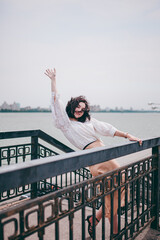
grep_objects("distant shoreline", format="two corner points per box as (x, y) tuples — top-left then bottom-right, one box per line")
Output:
(0, 110), (159, 113)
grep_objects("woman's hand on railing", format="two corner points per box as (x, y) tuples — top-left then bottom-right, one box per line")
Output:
(126, 133), (142, 146)
(114, 130), (142, 146)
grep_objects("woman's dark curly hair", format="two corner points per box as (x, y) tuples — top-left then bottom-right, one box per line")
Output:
(66, 96), (91, 123)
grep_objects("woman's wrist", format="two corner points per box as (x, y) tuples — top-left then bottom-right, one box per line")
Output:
(51, 76), (56, 81)
(124, 132), (129, 138)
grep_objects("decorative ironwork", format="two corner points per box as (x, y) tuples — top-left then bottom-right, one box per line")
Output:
(0, 131), (91, 203)
(0, 155), (156, 240)
(0, 144), (31, 166)
(38, 143), (58, 158)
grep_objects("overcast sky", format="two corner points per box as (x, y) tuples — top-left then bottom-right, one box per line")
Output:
(1, 0), (160, 110)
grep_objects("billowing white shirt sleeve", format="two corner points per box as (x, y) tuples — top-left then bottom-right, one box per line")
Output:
(51, 92), (71, 131)
(91, 117), (117, 137)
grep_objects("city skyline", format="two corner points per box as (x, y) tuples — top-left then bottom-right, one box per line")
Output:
(0, 99), (158, 112)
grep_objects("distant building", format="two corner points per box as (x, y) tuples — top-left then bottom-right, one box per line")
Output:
(22, 106), (31, 111)
(12, 102), (20, 111)
(105, 107), (110, 112)
(0, 101), (10, 110)
(0, 101), (20, 111)
(90, 105), (101, 112)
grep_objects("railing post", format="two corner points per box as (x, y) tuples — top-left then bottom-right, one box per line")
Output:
(0, 148), (1, 167)
(151, 146), (160, 230)
(31, 136), (38, 199)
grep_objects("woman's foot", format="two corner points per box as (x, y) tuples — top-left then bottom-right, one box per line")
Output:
(85, 215), (99, 238)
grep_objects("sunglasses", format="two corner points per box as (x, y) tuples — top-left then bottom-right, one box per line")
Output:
(74, 109), (86, 114)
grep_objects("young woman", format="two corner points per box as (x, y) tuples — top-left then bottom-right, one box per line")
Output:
(45, 68), (142, 238)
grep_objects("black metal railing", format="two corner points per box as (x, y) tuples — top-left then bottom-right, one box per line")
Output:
(0, 130), (160, 239)
(0, 130), (91, 202)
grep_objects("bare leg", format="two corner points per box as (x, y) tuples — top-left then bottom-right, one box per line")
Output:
(89, 206), (118, 234)
(108, 214), (118, 234)
(96, 206), (103, 222)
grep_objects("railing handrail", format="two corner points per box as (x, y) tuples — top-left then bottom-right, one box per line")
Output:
(38, 130), (74, 153)
(0, 135), (160, 192)
(0, 129), (74, 152)
(0, 130), (39, 139)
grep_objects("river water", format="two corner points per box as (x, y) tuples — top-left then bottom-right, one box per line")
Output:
(0, 112), (160, 164)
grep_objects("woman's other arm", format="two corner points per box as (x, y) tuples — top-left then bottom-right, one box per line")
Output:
(114, 130), (142, 146)
(91, 118), (142, 146)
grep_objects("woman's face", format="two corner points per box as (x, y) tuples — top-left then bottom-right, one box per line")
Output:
(74, 102), (86, 119)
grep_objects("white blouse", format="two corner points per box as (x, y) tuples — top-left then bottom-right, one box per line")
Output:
(51, 92), (117, 150)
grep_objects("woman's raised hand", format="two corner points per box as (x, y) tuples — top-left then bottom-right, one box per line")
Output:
(44, 68), (56, 81)
(45, 68), (57, 94)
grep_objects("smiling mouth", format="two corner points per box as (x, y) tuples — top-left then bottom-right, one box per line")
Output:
(75, 113), (82, 118)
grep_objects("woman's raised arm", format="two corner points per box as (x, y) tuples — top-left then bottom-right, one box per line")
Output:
(44, 68), (71, 131)
(45, 68), (57, 96)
